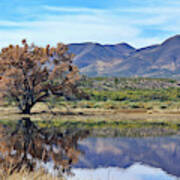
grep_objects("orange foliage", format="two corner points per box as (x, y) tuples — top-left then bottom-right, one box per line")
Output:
(0, 40), (81, 114)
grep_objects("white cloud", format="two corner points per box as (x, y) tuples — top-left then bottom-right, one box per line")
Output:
(0, 13), (141, 48)
(119, 7), (180, 14)
(0, 21), (20, 26)
(43, 5), (105, 14)
(0, 3), (180, 49)
(3, 19), (138, 45)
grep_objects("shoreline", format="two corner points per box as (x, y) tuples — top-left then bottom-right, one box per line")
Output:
(0, 106), (180, 137)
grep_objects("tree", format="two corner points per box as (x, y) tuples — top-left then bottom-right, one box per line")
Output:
(0, 39), (83, 114)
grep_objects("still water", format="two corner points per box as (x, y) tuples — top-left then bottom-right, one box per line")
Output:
(0, 118), (179, 180)
(69, 136), (180, 180)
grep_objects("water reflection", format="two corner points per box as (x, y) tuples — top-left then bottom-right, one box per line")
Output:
(76, 136), (180, 179)
(0, 118), (180, 179)
(0, 118), (89, 177)
(70, 165), (176, 180)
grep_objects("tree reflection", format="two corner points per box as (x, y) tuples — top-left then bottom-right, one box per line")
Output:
(0, 118), (89, 176)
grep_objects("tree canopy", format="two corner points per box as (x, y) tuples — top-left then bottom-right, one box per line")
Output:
(0, 40), (83, 114)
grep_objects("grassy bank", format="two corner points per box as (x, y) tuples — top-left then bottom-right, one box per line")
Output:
(1, 77), (180, 136)
(1, 104), (180, 137)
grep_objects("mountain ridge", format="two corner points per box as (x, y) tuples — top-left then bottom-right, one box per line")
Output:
(68, 35), (180, 78)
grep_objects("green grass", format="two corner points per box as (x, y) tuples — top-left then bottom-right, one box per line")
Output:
(37, 119), (179, 130)
(84, 88), (180, 102)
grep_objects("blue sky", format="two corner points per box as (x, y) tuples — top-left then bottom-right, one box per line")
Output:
(0, 0), (180, 48)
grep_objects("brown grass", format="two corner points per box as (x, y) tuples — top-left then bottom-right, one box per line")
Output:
(0, 169), (63, 180)
(1, 102), (180, 125)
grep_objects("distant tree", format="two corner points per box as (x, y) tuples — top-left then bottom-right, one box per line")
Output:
(0, 39), (83, 114)
(114, 77), (119, 86)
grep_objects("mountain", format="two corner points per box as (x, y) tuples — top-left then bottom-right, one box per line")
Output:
(68, 35), (180, 78)
(68, 42), (135, 68)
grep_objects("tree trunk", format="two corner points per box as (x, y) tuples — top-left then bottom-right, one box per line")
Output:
(22, 104), (32, 114)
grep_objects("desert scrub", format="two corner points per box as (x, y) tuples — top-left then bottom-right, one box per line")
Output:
(3, 78), (180, 112)
(83, 88), (180, 102)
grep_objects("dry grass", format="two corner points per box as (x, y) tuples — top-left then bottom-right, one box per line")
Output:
(0, 169), (63, 180)
(1, 102), (180, 125)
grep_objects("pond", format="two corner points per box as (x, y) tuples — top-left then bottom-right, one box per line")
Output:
(70, 136), (180, 180)
(0, 118), (179, 180)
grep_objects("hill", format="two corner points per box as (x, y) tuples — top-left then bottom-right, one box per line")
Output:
(68, 35), (180, 78)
